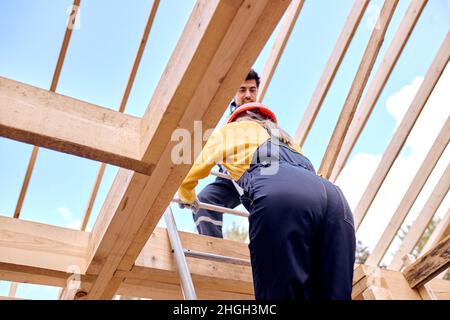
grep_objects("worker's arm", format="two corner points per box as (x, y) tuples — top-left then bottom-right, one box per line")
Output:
(178, 128), (225, 204)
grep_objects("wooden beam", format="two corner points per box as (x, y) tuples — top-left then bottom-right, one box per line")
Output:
(352, 265), (422, 300)
(329, 0), (428, 182)
(353, 31), (450, 229)
(0, 262), (94, 288)
(257, 0), (305, 101)
(0, 216), (253, 297)
(428, 278), (450, 300)
(0, 296), (27, 300)
(403, 234), (450, 288)
(8, 282), (18, 298)
(0, 77), (150, 173)
(82, 0), (290, 300)
(0, 216), (90, 274)
(422, 208), (450, 254)
(318, 0), (399, 179)
(128, 228), (253, 294)
(13, 0), (81, 219)
(13, 146), (39, 219)
(294, 0), (369, 146)
(366, 117), (449, 265)
(81, 0), (160, 231)
(389, 163), (450, 270)
(118, 279), (253, 300)
(402, 254), (437, 299)
(361, 286), (393, 300)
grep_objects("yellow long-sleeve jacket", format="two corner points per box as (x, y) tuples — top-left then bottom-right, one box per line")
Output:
(178, 120), (302, 203)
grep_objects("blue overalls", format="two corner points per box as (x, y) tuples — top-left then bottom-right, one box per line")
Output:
(236, 138), (356, 300)
(194, 171), (240, 238)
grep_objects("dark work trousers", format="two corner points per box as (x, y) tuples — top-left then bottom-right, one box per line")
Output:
(195, 168), (241, 238)
(238, 141), (356, 300)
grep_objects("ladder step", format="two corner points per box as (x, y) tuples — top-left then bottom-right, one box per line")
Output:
(210, 170), (232, 180)
(184, 249), (251, 267)
(172, 198), (249, 217)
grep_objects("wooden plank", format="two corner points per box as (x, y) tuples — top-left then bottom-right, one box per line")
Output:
(330, 0), (428, 182)
(428, 278), (450, 300)
(379, 268), (422, 299)
(318, 0), (399, 179)
(13, 146), (39, 218)
(0, 262), (94, 288)
(353, 31), (450, 229)
(389, 163), (450, 270)
(83, 0), (291, 300)
(0, 216), (90, 274)
(0, 77), (150, 173)
(257, 0), (305, 101)
(403, 234), (450, 288)
(352, 265), (423, 300)
(422, 208), (450, 253)
(8, 282), (17, 298)
(81, 0), (160, 231)
(366, 117), (449, 265)
(352, 275), (388, 299)
(402, 254), (437, 299)
(128, 228), (252, 294)
(81, 163), (106, 231)
(294, 0), (369, 146)
(0, 217), (253, 297)
(13, 0), (81, 219)
(362, 286), (393, 300)
(0, 296), (27, 300)
(118, 278), (253, 300)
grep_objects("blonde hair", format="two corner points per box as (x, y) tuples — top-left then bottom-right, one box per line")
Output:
(235, 114), (296, 147)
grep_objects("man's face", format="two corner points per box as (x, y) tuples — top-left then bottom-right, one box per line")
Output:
(234, 79), (258, 106)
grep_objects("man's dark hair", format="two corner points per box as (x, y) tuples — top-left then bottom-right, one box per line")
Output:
(246, 68), (260, 88)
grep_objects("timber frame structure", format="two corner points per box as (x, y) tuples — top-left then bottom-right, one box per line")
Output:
(0, 0), (449, 300)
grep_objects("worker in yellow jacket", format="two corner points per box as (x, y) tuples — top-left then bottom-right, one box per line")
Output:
(178, 102), (356, 300)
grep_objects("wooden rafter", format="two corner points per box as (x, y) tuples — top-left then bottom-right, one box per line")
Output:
(81, 0), (160, 231)
(330, 0), (428, 182)
(402, 254), (437, 299)
(318, 0), (399, 179)
(13, 0), (81, 219)
(366, 116), (449, 266)
(294, 0), (369, 146)
(403, 234), (450, 288)
(389, 163), (450, 270)
(421, 208), (450, 254)
(257, 0), (305, 101)
(353, 31), (450, 229)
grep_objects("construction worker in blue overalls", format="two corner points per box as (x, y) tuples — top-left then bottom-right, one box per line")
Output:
(178, 102), (356, 300)
(190, 69), (261, 238)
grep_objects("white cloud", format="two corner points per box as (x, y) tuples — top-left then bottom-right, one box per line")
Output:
(57, 206), (72, 221)
(56, 206), (81, 230)
(336, 63), (450, 261)
(64, 219), (82, 230)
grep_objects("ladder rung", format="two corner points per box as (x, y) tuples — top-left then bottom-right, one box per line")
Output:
(172, 198), (249, 217)
(184, 249), (251, 267)
(210, 170), (232, 180)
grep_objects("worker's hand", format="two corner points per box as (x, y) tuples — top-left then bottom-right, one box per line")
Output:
(190, 198), (200, 213)
(178, 198), (200, 214)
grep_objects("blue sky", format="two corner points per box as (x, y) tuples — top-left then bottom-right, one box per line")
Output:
(0, 0), (449, 299)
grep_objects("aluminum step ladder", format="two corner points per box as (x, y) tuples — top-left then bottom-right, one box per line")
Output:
(164, 170), (250, 300)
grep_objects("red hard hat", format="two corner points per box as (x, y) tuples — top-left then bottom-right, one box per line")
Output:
(227, 102), (277, 124)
